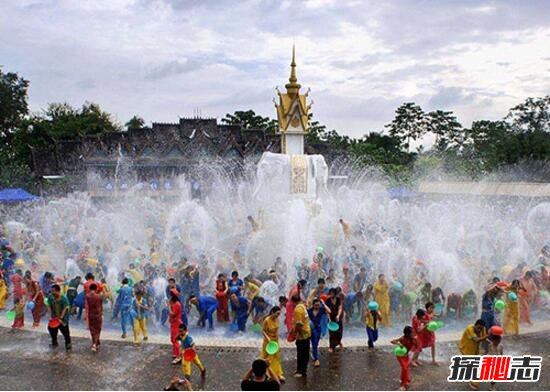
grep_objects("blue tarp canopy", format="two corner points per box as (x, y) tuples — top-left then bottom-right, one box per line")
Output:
(387, 186), (416, 199)
(0, 188), (41, 203)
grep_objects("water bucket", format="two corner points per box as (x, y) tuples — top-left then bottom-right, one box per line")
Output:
(5, 310), (15, 321)
(427, 321), (439, 332)
(266, 341), (279, 355)
(434, 303), (444, 314)
(494, 299), (505, 311)
(489, 325), (504, 336)
(251, 323), (262, 333)
(26, 301), (35, 311)
(328, 321), (339, 332)
(48, 318), (61, 328)
(508, 292), (518, 302)
(394, 346), (408, 357)
(367, 301), (379, 311)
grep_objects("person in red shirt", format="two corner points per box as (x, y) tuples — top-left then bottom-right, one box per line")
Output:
(391, 325), (419, 391)
(410, 308), (426, 367)
(11, 269), (25, 305)
(85, 283), (104, 352)
(83, 273), (103, 325)
(215, 273), (229, 322)
(168, 289), (182, 364)
(24, 270), (45, 327)
(422, 302), (437, 365)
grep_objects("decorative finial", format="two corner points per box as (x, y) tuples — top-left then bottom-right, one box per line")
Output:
(285, 44), (301, 94)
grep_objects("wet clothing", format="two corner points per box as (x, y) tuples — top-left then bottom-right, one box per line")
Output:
(327, 297), (343, 349)
(117, 285), (133, 335)
(86, 291), (103, 346)
(215, 279), (229, 322)
(365, 310), (381, 348)
(132, 297), (148, 343)
(459, 324), (486, 355)
(169, 300), (182, 358)
(293, 303), (311, 376)
(228, 278), (244, 296)
(308, 307), (326, 361)
(196, 295), (218, 329)
(373, 280), (391, 327)
(231, 295), (249, 331)
(27, 279), (44, 326)
(504, 291), (520, 335)
(260, 315), (283, 379)
(178, 333), (204, 377)
(481, 293), (497, 330)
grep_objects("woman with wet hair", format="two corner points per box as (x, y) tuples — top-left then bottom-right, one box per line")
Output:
(326, 287), (343, 352)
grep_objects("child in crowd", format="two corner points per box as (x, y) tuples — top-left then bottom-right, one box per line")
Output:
(423, 302), (438, 365)
(177, 324), (206, 380)
(132, 290), (149, 345)
(364, 304), (382, 350)
(391, 326), (418, 391)
(410, 309), (425, 367)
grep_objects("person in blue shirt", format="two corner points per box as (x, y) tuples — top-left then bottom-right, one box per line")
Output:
(177, 323), (206, 379)
(116, 278), (134, 339)
(481, 285), (500, 331)
(40, 271), (55, 297)
(180, 265), (198, 313)
(250, 296), (269, 324)
(227, 270), (244, 296)
(230, 292), (250, 332)
(344, 291), (365, 323)
(308, 298), (331, 367)
(189, 295), (218, 330)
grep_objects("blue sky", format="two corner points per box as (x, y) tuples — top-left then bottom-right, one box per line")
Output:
(1, 0), (549, 138)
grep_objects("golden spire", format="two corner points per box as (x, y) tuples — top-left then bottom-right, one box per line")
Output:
(285, 44), (301, 95)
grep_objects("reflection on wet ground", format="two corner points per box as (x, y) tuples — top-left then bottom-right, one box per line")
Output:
(0, 327), (549, 390)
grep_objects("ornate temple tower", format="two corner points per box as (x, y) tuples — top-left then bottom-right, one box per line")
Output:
(254, 45), (327, 199)
(274, 45), (311, 155)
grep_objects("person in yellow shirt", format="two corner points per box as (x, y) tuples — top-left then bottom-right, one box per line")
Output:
(260, 306), (284, 382)
(244, 277), (260, 301)
(127, 263), (143, 284)
(0, 276), (7, 310)
(291, 294), (311, 378)
(373, 274), (391, 327)
(458, 319), (488, 391)
(132, 291), (149, 345)
(503, 280), (521, 336)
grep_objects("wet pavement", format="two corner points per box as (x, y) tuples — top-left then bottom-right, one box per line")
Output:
(0, 327), (548, 390)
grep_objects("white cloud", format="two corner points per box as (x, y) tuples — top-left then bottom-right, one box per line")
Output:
(0, 0), (549, 139)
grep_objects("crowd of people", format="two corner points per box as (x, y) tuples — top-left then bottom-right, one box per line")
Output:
(1, 220), (549, 390)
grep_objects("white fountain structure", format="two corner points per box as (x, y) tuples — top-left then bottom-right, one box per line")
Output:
(254, 46), (328, 203)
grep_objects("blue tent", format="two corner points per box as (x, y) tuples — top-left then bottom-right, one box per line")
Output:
(0, 188), (41, 203)
(387, 186), (416, 199)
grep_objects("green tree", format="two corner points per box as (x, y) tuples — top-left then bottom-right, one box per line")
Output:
(426, 110), (464, 151)
(125, 115), (145, 130)
(221, 110), (278, 133)
(385, 102), (427, 150)
(505, 96), (550, 133)
(37, 102), (121, 140)
(0, 68), (29, 139)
